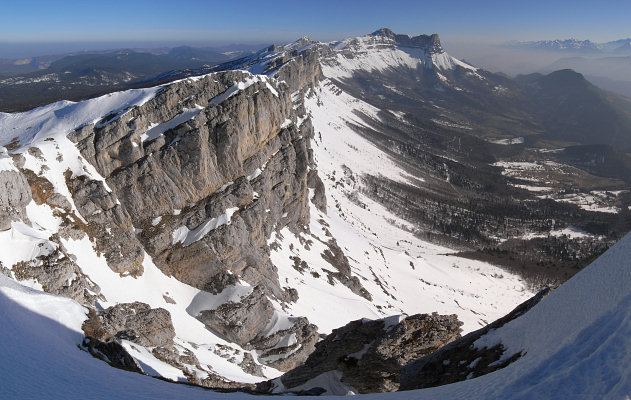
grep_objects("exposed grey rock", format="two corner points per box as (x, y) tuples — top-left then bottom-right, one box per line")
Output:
(320, 237), (372, 301)
(275, 313), (462, 394)
(81, 308), (144, 373)
(190, 283), (318, 372)
(69, 71), (312, 300)
(0, 166), (31, 230)
(66, 68), (328, 369)
(371, 28), (444, 54)
(11, 240), (101, 306)
(99, 302), (176, 348)
(273, 42), (324, 93)
(66, 174), (144, 276)
(400, 288), (552, 391)
(307, 169), (327, 213)
(239, 352), (264, 377)
(196, 285), (274, 346)
(82, 336), (144, 374)
(250, 316), (319, 372)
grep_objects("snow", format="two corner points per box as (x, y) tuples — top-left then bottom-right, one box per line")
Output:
(141, 105), (204, 143)
(262, 80), (535, 337)
(0, 271), (268, 400)
(259, 311), (298, 337)
(0, 87), (159, 223)
(276, 370), (358, 396)
(489, 137), (525, 145)
(246, 168), (262, 181)
(0, 146), (17, 171)
(186, 282), (254, 315)
(280, 118), (293, 129)
(61, 236), (274, 384)
(540, 190), (621, 214)
(306, 79), (422, 188)
(0, 87), (158, 147)
(121, 340), (187, 381)
(172, 207), (239, 246)
(1, 31), (629, 398)
(383, 314), (406, 331)
(510, 183), (554, 192)
(210, 75), (277, 105)
(348, 342), (373, 361)
(321, 32), (477, 80)
(0, 219), (58, 268)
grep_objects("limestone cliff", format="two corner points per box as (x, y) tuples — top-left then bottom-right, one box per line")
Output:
(67, 69), (321, 370)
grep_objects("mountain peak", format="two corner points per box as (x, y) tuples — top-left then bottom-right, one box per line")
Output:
(370, 28), (443, 53)
(371, 27), (396, 38)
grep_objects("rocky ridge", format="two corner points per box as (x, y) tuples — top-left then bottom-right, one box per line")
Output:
(400, 288), (552, 390)
(261, 313), (462, 395)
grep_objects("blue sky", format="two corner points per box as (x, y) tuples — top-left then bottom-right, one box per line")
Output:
(1, 0), (629, 45)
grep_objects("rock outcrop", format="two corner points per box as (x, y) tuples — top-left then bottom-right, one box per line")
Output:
(11, 243), (101, 306)
(99, 302), (176, 347)
(371, 28), (444, 54)
(0, 151), (31, 230)
(400, 288), (552, 390)
(269, 313), (462, 394)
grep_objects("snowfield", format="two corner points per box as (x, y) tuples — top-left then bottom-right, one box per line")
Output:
(3, 232), (630, 399)
(321, 32), (477, 80)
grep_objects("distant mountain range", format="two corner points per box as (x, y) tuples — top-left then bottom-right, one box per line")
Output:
(0, 46), (262, 112)
(506, 38), (631, 53)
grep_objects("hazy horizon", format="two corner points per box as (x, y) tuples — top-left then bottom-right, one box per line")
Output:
(2, 0), (630, 57)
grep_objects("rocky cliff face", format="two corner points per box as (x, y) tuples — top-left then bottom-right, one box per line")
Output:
(0, 28), (557, 391)
(371, 28), (444, 54)
(0, 150), (31, 230)
(66, 69), (324, 370)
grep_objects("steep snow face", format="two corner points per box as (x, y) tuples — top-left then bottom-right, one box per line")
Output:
(266, 79), (534, 335)
(466, 232), (631, 398)
(321, 32), (477, 79)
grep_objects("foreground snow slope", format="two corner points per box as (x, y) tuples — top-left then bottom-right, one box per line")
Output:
(3, 231), (630, 399)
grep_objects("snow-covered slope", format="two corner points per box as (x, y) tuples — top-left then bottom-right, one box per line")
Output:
(3, 231), (631, 399)
(3, 27), (627, 397)
(0, 76), (288, 385)
(267, 79), (533, 335)
(321, 29), (477, 80)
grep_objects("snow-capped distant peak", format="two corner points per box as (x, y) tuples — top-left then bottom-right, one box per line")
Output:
(321, 28), (477, 79)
